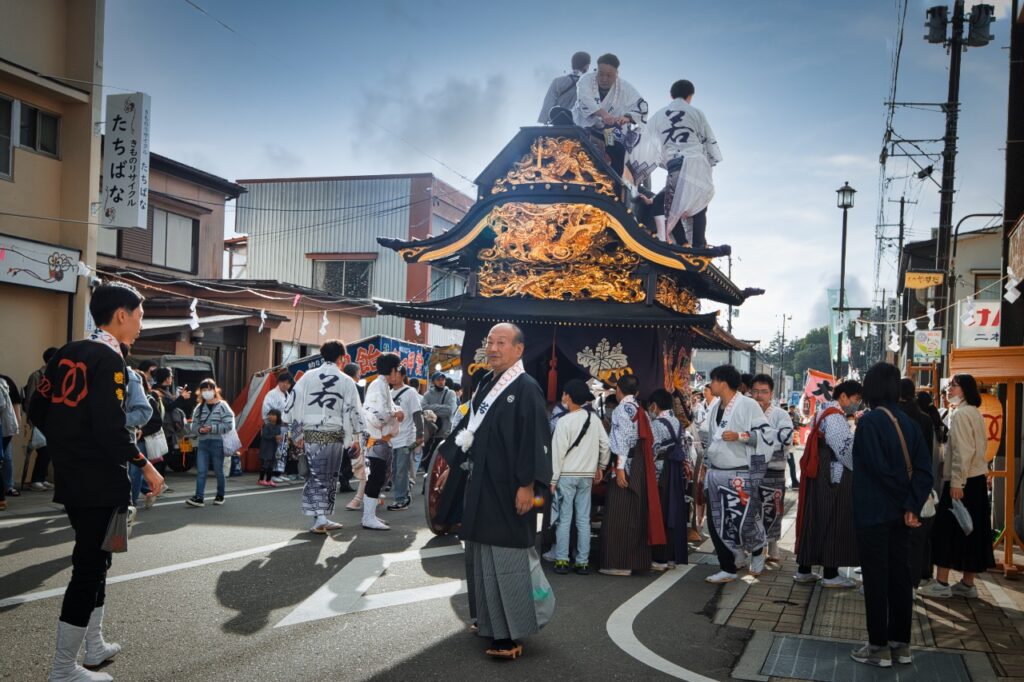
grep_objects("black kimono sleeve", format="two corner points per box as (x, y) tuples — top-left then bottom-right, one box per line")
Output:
(91, 353), (147, 469)
(513, 380), (552, 489)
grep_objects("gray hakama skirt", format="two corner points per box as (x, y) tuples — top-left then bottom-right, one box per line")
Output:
(465, 542), (552, 641)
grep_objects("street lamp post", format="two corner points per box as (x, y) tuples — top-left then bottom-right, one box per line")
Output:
(836, 182), (856, 378)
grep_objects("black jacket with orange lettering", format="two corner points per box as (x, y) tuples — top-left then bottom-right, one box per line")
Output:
(29, 339), (147, 507)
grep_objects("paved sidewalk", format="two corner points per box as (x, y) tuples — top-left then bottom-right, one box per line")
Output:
(713, 499), (1024, 681)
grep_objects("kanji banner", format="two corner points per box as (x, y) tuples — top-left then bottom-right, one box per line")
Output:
(101, 93), (151, 229)
(803, 369), (835, 402)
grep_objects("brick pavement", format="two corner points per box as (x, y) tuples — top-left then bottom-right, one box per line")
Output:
(715, 501), (1024, 681)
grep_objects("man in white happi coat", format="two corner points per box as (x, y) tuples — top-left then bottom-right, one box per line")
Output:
(749, 374), (794, 563)
(573, 53), (647, 176)
(286, 340), (365, 534)
(700, 364), (774, 584)
(647, 79), (722, 248)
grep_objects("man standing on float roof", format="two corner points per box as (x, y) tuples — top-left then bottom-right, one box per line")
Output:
(440, 322), (553, 660)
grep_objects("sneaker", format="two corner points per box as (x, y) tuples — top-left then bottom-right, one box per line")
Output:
(257, 480), (267, 487)
(598, 568), (631, 576)
(749, 552), (766, 577)
(793, 571), (821, 584)
(574, 563), (590, 575)
(288, 474), (302, 482)
(213, 496), (225, 506)
(266, 479), (277, 488)
(950, 581), (978, 598)
(541, 550), (557, 563)
(889, 642), (913, 664)
(271, 476), (288, 484)
(918, 580), (952, 598)
(705, 570), (737, 584)
(850, 643), (892, 668)
(144, 493), (156, 509)
(386, 499), (410, 512)
(126, 506), (137, 527)
(30, 482), (47, 492)
(185, 496), (205, 507)
(821, 576), (856, 589)
(650, 561), (669, 572)
(41, 481), (54, 490)
(554, 560), (570, 575)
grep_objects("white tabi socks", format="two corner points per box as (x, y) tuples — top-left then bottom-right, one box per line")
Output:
(654, 215), (667, 242)
(346, 479), (366, 510)
(82, 606), (121, 668)
(50, 621), (112, 682)
(361, 496), (389, 530)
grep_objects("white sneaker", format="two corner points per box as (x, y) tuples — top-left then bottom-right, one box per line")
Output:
(706, 570), (737, 584)
(888, 641), (913, 664)
(271, 476), (288, 484)
(749, 552), (766, 576)
(793, 571), (821, 584)
(30, 482), (47, 492)
(918, 580), (952, 598)
(541, 550), (556, 563)
(821, 576), (856, 589)
(650, 561), (668, 572)
(950, 581), (978, 598)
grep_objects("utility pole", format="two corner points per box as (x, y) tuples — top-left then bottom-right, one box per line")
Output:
(924, 0), (995, 375)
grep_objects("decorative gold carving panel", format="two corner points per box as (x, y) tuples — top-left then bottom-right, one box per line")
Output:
(491, 137), (616, 197)
(476, 202), (643, 303)
(655, 276), (700, 314)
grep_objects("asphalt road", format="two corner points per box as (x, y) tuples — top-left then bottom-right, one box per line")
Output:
(0, 472), (751, 681)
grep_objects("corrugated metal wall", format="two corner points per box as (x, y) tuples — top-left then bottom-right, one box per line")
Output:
(236, 177), (413, 339)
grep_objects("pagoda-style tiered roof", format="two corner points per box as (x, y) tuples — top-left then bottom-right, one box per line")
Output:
(376, 126), (762, 350)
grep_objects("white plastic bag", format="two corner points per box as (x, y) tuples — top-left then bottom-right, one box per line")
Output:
(528, 548), (556, 629)
(221, 428), (242, 457)
(950, 498), (973, 535)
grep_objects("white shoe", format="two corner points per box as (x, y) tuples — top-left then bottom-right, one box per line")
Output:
(361, 496), (390, 530)
(705, 570), (737, 584)
(31, 481), (48, 492)
(541, 550), (556, 563)
(888, 641), (913, 664)
(650, 562), (668, 572)
(82, 606), (121, 668)
(50, 621), (112, 681)
(950, 581), (978, 598)
(821, 576), (856, 589)
(918, 580), (952, 598)
(271, 476), (288, 484)
(793, 571), (821, 584)
(749, 552), (766, 576)
(598, 568), (631, 576)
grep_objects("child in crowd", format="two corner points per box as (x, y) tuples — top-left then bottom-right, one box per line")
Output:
(259, 409), (283, 487)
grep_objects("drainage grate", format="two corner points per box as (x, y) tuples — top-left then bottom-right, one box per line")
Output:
(760, 636), (971, 682)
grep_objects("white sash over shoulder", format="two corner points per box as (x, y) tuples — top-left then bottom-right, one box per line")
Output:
(454, 360), (525, 453)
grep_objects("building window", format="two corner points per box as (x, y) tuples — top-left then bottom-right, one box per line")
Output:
(312, 260), (373, 298)
(152, 208), (197, 272)
(19, 104), (59, 157)
(0, 96), (12, 177)
(429, 267), (465, 300)
(432, 214), (456, 237)
(975, 273), (1001, 301)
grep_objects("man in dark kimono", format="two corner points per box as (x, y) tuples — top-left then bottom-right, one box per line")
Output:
(439, 323), (553, 660)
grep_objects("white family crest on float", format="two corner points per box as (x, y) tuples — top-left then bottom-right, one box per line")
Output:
(577, 338), (629, 376)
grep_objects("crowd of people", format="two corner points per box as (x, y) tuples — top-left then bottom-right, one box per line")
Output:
(8, 281), (1000, 676)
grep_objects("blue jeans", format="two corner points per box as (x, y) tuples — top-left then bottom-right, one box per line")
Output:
(554, 477), (593, 565)
(129, 441), (151, 505)
(391, 446), (413, 504)
(194, 438), (225, 500)
(1, 437), (13, 492)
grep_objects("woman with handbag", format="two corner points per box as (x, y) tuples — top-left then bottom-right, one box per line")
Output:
(920, 373), (994, 598)
(186, 379), (235, 508)
(850, 363), (933, 669)
(897, 379), (937, 588)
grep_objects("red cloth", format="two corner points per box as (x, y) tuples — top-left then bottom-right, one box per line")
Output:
(795, 406), (843, 553)
(634, 407), (667, 546)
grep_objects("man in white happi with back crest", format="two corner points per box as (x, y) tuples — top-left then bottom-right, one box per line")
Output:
(749, 374), (794, 563)
(700, 364), (774, 584)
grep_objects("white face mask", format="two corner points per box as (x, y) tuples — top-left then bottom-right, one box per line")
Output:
(949, 394), (962, 406)
(201, 390), (215, 401)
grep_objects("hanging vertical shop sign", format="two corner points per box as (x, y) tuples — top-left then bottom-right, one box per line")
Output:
(101, 93), (151, 229)
(957, 300), (1001, 347)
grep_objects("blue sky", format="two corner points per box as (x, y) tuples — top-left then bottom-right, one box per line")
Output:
(103, 0), (1013, 344)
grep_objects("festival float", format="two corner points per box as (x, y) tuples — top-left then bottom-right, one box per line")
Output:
(375, 125), (764, 534)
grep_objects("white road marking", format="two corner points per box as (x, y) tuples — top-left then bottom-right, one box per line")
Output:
(606, 565), (718, 682)
(0, 539), (308, 609)
(276, 544), (464, 627)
